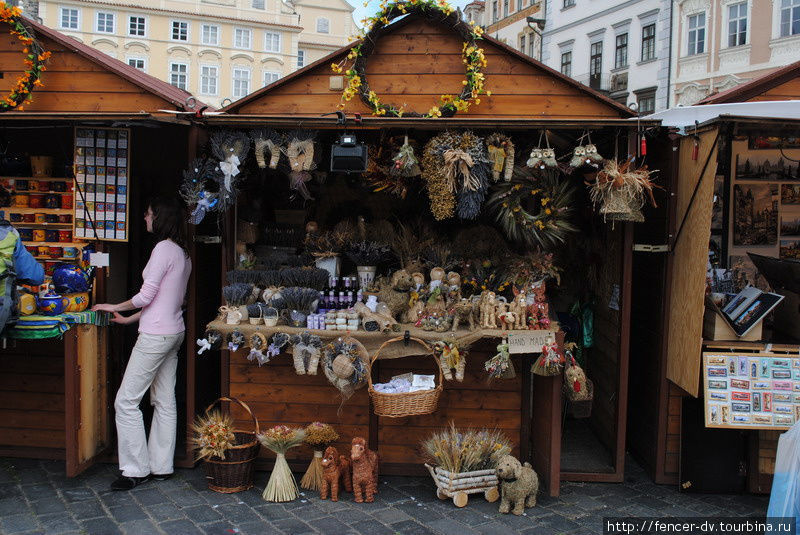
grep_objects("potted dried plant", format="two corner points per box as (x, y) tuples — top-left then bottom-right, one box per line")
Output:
(346, 240), (391, 288)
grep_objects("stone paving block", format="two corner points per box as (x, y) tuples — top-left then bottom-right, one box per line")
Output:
(520, 526), (557, 535)
(160, 518), (202, 535)
(37, 512), (80, 535)
(476, 521), (516, 535)
(427, 517), (480, 535)
(229, 490), (264, 507)
(372, 487), (410, 504)
(0, 484), (22, 500)
(435, 507), (492, 527)
(497, 511), (539, 530)
(237, 520), (275, 535)
(540, 513), (581, 533)
(181, 503), (224, 523)
(633, 495), (671, 510)
(22, 483), (56, 502)
(392, 519), (437, 535)
(131, 487), (168, 507)
(308, 515), (350, 533)
(272, 517), (316, 534)
(120, 518), (159, 535)
(108, 503), (150, 523)
(214, 503), (262, 524)
(99, 490), (137, 508)
(371, 506), (412, 524)
(0, 496), (30, 516)
(396, 501), (445, 522)
(201, 491), (240, 505)
(200, 520), (239, 534)
(60, 487), (95, 503)
(568, 494), (607, 512)
(349, 520), (396, 535)
(30, 498), (67, 516)
(318, 506), (365, 525)
(166, 488), (207, 507)
(0, 512), (40, 534)
(253, 502), (289, 522)
(147, 502), (186, 522)
(80, 517), (124, 535)
(16, 469), (50, 486)
(67, 499), (107, 520)
(315, 498), (353, 513)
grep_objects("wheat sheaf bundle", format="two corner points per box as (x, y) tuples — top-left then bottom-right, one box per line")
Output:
(191, 410), (237, 461)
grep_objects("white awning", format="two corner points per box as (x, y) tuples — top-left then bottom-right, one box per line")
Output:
(636, 100), (800, 133)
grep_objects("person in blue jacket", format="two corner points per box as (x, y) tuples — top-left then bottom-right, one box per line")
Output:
(1, 185), (45, 330)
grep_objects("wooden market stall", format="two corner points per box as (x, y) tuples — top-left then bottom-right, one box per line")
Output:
(200, 9), (666, 497)
(629, 61), (800, 493)
(0, 17), (216, 475)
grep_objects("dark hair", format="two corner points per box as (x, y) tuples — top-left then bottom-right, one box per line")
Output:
(149, 196), (188, 254)
(0, 186), (10, 208)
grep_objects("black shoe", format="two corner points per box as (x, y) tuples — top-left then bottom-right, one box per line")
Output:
(151, 473), (173, 481)
(111, 474), (151, 491)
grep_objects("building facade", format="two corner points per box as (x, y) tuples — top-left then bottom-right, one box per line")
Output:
(670, 0), (800, 106)
(27, 0), (353, 108)
(467, 0), (542, 59)
(540, 0), (672, 113)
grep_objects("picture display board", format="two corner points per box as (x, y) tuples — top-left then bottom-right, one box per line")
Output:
(73, 127), (130, 242)
(703, 352), (800, 430)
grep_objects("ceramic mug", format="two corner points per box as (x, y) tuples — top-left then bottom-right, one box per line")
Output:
(18, 229), (33, 241)
(48, 247), (63, 259)
(12, 193), (29, 207)
(32, 229), (46, 242)
(63, 247), (79, 259)
(59, 230), (72, 242)
(45, 195), (61, 209)
(34, 213), (46, 224)
(22, 213), (35, 223)
(45, 230), (59, 242)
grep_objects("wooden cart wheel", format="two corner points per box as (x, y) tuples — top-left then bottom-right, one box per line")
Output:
(437, 488), (449, 500)
(452, 492), (468, 508)
(484, 486), (499, 503)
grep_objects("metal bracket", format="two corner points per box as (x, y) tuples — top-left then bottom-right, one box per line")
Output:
(633, 244), (670, 253)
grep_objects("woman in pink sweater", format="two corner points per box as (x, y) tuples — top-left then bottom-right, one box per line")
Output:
(93, 196), (192, 491)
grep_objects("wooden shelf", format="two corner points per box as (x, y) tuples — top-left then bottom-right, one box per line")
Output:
(14, 223), (72, 229)
(6, 208), (73, 214)
(12, 191), (74, 195)
(33, 256), (80, 262)
(1, 177), (73, 181)
(22, 241), (85, 247)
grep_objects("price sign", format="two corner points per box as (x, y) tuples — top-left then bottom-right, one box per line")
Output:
(507, 330), (556, 354)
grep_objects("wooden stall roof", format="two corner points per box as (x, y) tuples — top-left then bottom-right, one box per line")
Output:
(220, 14), (634, 121)
(698, 59), (800, 104)
(0, 16), (206, 115)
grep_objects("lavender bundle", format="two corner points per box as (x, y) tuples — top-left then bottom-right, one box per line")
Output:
(280, 267), (329, 290)
(222, 283), (253, 307)
(271, 287), (319, 314)
(346, 241), (392, 266)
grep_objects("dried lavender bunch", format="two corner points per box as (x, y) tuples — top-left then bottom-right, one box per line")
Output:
(280, 267), (329, 290)
(258, 270), (282, 288)
(222, 283), (253, 307)
(274, 287), (319, 313)
(346, 241), (392, 266)
(226, 270), (262, 285)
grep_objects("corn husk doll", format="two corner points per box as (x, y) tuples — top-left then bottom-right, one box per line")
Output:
(485, 339), (516, 380)
(532, 335), (563, 376)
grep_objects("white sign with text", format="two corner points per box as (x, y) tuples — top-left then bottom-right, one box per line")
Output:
(507, 330), (556, 354)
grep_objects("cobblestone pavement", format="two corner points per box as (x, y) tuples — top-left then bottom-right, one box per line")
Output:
(0, 456), (769, 535)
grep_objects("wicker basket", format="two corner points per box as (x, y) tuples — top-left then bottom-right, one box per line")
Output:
(368, 336), (442, 418)
(563, 379), (594, 419)
(202, 397), (261, 493)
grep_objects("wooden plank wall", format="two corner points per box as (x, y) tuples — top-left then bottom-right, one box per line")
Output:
(665, 383), (682, 477)
(666, 130), (719, 397)
(0, 27), (172, 112)
(748, 78), (800, 102)
(0, 338), (66, 459)
(234, 18), (623, 119)
(228, 341), (523, 476)
(750, 430), (780, 494)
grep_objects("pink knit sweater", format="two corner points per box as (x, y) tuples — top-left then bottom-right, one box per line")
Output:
(131, 240), (192, 335)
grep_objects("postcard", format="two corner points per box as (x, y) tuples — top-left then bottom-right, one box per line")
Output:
(773, 369), (791, 379)
(733, 415), (750, 423)
(765, 393), (773, 411)
(707, 356), (727, 365)
(732, 379), (751, 389)
(731, 392), (751, 401)
(754, 415), (773, 425)
(773, 359), (791, 368)
(739, 357), (749, 375)
(775, 415), (794, 426)
(753, 393), (762, 411)
(708, 380), (728, 390)
(709, 405), (720, 425)
(732, 402), (751, 413)
(775, 405), (793, 414)
(708, 367), (728, 377)
(710, 392), (728, 401)
(774, 380), (792, 390)
(774, 393), (792, 403)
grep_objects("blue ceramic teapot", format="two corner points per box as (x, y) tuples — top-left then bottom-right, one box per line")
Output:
(37, 292), (68, 316)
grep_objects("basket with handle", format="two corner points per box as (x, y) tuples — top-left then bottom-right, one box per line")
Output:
(367, 336), (442, 418)
(201, 397), (261, 493)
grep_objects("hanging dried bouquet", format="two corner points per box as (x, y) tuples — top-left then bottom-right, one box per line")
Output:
(587, 158), (658, 222)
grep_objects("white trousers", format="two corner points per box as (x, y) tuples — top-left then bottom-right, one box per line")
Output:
(115, 332), (184, 477)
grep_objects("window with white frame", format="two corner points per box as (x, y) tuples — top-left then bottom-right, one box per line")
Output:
(503, 0), (509, 17)
(252, 0), (265, 9)
(96, 12), (114, 33)
(201, 24), (219, 45)
(200, 65), (219, 95)
(169, 62), (188, 90)
(780, 0), (800, 37)
(264, 31), (281, 52)
(60, 7), (79, 29)
(233, 68), (251, 98)
(127, 57), (146, 71)
(128, 16), (145, 37)
(317, 17), (330, 33)
(492, 1), (498, 22)
(564, 0), (575, 7)
(728, 2), (747, 47)
(297, 49), (305, 68)
(615, 33), (628, 68)
(687, 12), (705, 55)
(234, 28), (252, 49)
(263, 70), (280, 86)
(171, 20), (188, 41)
(641, 23), (656, 61)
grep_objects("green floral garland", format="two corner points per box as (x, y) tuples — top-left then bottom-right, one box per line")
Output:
(332, 0), (488, 118)
(486, 168), (578, 249)
(0, 1), (50, 112)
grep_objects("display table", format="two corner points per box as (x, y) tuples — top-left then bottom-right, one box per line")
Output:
(211, 320), (564, 495)
(1, 318), (110, 476)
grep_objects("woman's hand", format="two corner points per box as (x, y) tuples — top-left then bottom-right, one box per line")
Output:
(92, 303), (117, 313)
(110, 312), (139, 325)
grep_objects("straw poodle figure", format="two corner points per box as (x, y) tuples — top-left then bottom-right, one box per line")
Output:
(350, 437), (379, 503)
(495, 454), (539, 515)
(320, 446), (351, 502)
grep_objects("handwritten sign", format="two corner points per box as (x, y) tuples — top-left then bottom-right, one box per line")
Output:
(507, 330), (556, 354)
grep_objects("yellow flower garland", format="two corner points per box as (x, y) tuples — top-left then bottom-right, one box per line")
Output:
(0, 2), (51, 112)
(332, 0), (488, 118)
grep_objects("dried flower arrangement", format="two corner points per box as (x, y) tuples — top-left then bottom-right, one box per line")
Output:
(421, 423), (513, 474)
(346, 241), (392, 266)
(305, 229), (351, 259)
(485, 340), (515, 380)
(258, 269), (283, 289)
(390, 220), (436, 273)
(180, 158), (224, 225)
(190, 410), (237, 461)
(300, 423), (340, 491)
(258, 426), (306, 502)
(271, 287), (319, 314)
(322, 338), (369, 401)
(587, 158), (658, 222)
(508, 251), (562, 288)
(280, 267), (329, 290)
(222, 283), (253, 307)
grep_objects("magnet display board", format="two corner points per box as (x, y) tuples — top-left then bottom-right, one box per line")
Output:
(703, 352), (800, 430)
(73, 127), (130, 242)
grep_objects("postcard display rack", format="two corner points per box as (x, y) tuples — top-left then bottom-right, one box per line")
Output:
(73, 128), (130, 242)
(703, 352), (800, 430)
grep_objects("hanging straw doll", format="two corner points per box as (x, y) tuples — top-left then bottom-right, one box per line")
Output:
(258, 425), (306, 502)
(300, 422), (340, 492)
(532, 335), (564, 376)
(485, 339), (516, 380)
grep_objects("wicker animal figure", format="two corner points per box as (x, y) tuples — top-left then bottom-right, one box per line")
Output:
(496, 302), (516, 330)
(480, 291), (498, 329)
(495, 455), (539, 515)
(350, 437), (379, 503)
(564, 361), (591, 401)
(376, 270), (414, 320)
(509, 292), (527, 330)
(320, 446), (352, 502)
(451, 298), (477, 332)
(530, 284), (550, 330)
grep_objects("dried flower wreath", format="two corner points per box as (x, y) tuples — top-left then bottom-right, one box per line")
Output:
(0, 2), (51, 112)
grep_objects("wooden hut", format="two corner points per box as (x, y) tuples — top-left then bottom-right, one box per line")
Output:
(629, 61), (800, 492)
(0, 17), (214, 475)
(205, 11), (664, 496)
